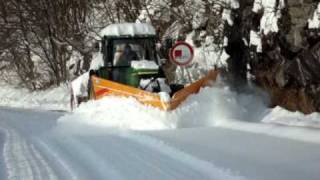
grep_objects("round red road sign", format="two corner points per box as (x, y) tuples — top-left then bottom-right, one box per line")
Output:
(170, 41), (194, 66)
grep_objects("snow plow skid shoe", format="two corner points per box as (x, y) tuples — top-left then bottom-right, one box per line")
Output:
(90, 70), (219, 111)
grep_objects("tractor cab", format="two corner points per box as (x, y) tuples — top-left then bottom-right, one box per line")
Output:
(91, 23), (165, 91)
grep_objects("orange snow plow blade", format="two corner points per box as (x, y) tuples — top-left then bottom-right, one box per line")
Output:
(90, 70), (219, 111)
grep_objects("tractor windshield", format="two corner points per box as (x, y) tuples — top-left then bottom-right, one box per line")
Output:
(112, 39), (156, 67)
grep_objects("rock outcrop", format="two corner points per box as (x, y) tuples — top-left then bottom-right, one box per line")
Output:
(238, 0), (320, 113)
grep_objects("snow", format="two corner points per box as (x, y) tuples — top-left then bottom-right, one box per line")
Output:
(159, 92), (171, 102)
(99, 23), (156, 37)
(252, 0), (285, 35)
(59, 96), (175, 131)
(0, 108), (250, 180)
(249, 30), (263, 53)
(157, 78), (172, 93)
(192, 3), (206, 29)
(308, 3), (320, 29)
(174, 32), (229, 84)
(89, 52), (104, 70)
(222, 9), (234, 26)
(222, 0), (241, 27)
(1, 70), (320, 134)
(118, 132), (247, 180)
(0, 83), (69, 111)
(139, 78), (172, 94)
(260, 11), (281, 34)
(60, 79), (320, 143)
(1, 77), (320, 180)
(252, 0), (285, 14)
(261, 106), (320, 128)
(136, 10), (152, 24)
(1, 127), (59, 180)
(70, 72), (89, 100)
(193, 34), (229, 69)
(227, 0), (240, 9)
(72, 51), (105, 101)
(147, 127), (320, 180)
(131, 60), (159, 70)
(136, 0), (171, 25)
(249, 0), (286, 52)
(72, 52), (104, 100)
(1, 1), (320, 178)
(1, 107), (320, 180)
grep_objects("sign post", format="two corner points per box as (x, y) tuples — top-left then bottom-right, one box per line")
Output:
(169, 41), (194, 83)
(169, 41), (194, 66)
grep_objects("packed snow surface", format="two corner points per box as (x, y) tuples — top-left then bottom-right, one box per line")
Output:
(1, 104), (320, 180)
(0, 108), (250, 180)
(99, 23), (156, 37)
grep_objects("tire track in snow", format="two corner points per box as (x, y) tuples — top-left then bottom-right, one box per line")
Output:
(68, 135), (208, 180)
(33, 139), (79, 180)
(29, 144), (58, 180)
(111, 135), (209, 179)
(3, 128), (33, 180)
(51, 136), (126, 180)
(0, 126), (58, 180)
(0, 129), (8, 180)
(119, 131), (248, 180)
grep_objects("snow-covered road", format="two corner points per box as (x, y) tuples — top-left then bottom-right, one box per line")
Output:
(1, 107), (320, 180)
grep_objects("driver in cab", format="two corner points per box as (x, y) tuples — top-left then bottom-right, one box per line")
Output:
(114, 44), (138, 66)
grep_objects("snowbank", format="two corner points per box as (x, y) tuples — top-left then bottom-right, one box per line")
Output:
(59, 96), (177, 131)
(261, 106), (320, 128)
(0, 83), (69, 111)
